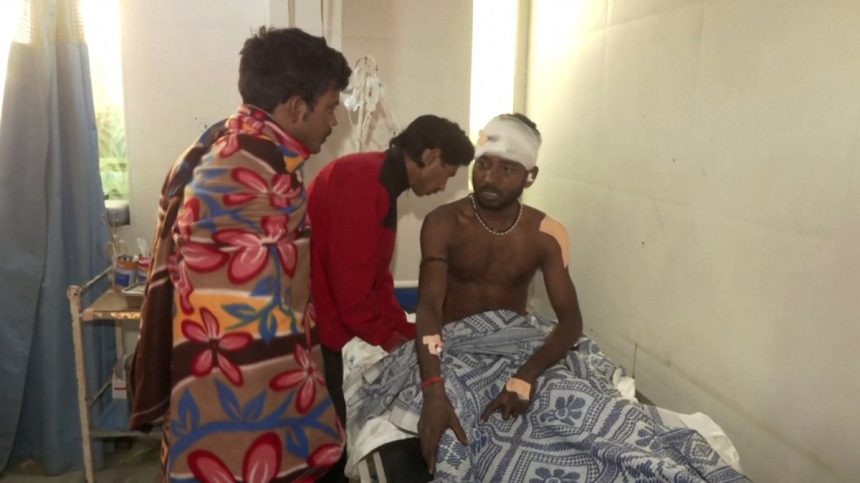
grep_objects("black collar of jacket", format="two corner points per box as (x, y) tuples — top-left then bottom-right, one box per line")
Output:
(380, 149), (410, 229)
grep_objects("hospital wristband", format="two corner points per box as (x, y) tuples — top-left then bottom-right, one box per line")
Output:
(421, 375), (445, 390)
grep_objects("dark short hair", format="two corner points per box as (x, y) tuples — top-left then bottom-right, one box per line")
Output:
(239, 27), (351, 112)
(389, 115), (474, 167)
(501, 112), (541, 141)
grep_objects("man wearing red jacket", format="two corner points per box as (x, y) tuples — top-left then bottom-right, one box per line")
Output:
(307, 114), (473, 479)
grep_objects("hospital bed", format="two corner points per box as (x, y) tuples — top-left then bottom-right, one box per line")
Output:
(342, 285), (742, 482)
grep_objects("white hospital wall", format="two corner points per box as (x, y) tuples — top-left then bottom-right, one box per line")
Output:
(525, 1), (860, 481)
(340, 0), (473, 283)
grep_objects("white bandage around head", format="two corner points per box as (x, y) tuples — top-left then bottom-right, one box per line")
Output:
(475, 115), (542, 170)
(422, 335), (444, 357)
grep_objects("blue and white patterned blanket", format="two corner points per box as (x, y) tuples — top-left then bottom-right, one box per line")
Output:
(347, 310), (749, 482)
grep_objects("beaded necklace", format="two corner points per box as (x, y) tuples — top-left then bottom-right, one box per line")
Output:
(469, 193), (522, 236)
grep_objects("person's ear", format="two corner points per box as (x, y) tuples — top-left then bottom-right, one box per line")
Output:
(421, 148), (442, 167)
(525, 167), (539, 187)
(279, 95), (309, 124)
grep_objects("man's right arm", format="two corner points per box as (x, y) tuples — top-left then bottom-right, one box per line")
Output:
(415, 209), (448, 381)
(415, 207), (468, 474)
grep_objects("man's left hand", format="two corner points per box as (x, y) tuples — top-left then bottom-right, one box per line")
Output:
(480, 384), (534, 422)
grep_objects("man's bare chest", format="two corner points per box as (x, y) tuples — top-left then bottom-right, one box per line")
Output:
(447, 226), (540, 284)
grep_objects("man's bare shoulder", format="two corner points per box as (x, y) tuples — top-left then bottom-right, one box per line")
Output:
(526, 208), (571, 268)
(520, 204), (546, 229)
(519, 205), (568, 234)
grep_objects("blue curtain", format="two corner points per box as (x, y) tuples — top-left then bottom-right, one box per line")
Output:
(0, 0), (113, 474)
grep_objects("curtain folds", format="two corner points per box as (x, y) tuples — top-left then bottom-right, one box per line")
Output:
(0, 0), (112, 474)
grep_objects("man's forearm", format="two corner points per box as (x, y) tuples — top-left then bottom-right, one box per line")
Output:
(514, 318), (581, 383)
(415, 307), (445, 382)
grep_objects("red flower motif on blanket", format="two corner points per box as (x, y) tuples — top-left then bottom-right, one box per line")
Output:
(309, 417), (344, 467)
(170, 196), (231, 314)
(168, 256), (195, 315)
(302, 302), (318, 349)
(172, 238), (229, 315)
(180, 238), (229, 273)
(177, 198), (201, 238)
(214, 215), (297, 284)
(181, 307), (252, 386)
(269, 344), (325, 414)
(223, 167), (302, 209)
(249, 108), (268, 122)
(230, 110), (267, 134)
(293, 418), (344, 482)
(218, 132), (242, 158)
(188, 432), (282, 483)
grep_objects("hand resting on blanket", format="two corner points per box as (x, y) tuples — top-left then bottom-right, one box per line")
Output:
(479, 382), (534, 422)
(418, 383), (468, 474)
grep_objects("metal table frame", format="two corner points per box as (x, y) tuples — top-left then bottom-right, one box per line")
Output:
(67, 267), (159, 482)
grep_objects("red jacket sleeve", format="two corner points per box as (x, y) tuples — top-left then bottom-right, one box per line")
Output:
(324, 182), (407, 346)
(378, 264), (415, 340)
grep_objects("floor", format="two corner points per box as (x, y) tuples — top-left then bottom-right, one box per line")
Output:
(0, 440), (361, 483)
(0, 439), (160, 483)
(0, 393), (657, 482)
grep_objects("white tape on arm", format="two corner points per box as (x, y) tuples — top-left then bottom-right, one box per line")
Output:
(539, 215), (570, 268)
(422, 335), (444, 357)
(505, 377), (532, 401)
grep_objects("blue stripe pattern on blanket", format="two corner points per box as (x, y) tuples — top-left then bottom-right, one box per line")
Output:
(347, 310), (749, 482)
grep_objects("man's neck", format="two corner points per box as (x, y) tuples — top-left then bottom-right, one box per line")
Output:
(470, 194), (523, 235)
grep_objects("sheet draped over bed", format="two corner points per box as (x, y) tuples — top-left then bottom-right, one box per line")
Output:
(346, 310), (748, 482)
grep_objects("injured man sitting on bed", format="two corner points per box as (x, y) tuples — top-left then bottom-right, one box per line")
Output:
(346, 113), (749, 482)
